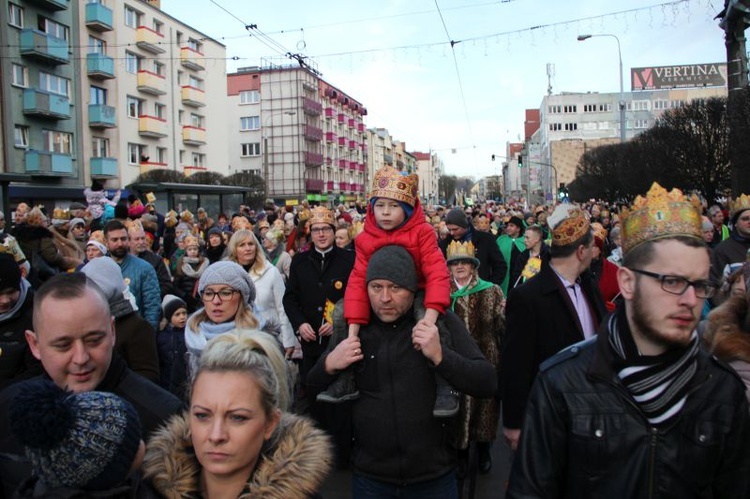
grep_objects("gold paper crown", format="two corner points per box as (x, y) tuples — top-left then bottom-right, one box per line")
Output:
(51, 208), (70, 221)
(473, 215), (490, 231)
(180, 210), (194, 222)
(369, 166), (419, 207)
(591, 222), (608, 242)
(620, 182), (702, 255)
(309, 206), (336, 227)
(730, 193), (750, 222)
(164, 210), (178, 228)
(446, 240), (479, 266)
(183, 235), (200, 248)
(351, 221), (365, 238)
(551, 205), (591, 247)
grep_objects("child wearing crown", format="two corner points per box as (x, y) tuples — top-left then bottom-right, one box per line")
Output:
(317, 166), (457, 416)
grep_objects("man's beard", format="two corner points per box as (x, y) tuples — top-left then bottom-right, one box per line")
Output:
(109, 246), (128, 259)
(630, 290), (694, 351)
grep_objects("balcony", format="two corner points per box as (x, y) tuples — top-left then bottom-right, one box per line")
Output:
(136, 26), (166, 54)
(137, 70), (167, 95)
(326, 181), (338, 192)
(304, 125), (323, 142)
(87, 53), (115, 79)
(85, 2), (113, 31)
(338, 136), (346, 147)
(340, 182), (350, 191)
(349, 161), (357, 170)
(397, 159), (405, 168)
(349, 140), (357, 150)
(26, 0), (68, 11)
(383, 153), (393, 165)
(25, 150), (72, 176)
(357, 123), (365, 133)
(358, 163), (366, 172)
(23, 89), (70, 119)
(90, 157), (117, 177)
(182, 126), (207, 145)
(88, 104), (116, 128)
(20, 30), (69, 64)
(184, 166), (208, 176)
(325, 132), (336, 143)
(138, 115), (168, 138)
(337, 113), (345, 124)
(338, 159), (347, 168)
(304, 151), (324, 167)
(181, 86), (205, 107)
(180, 46), (205, 71)
(324, 107), (334, 118)
(348, 118), (355, 128)
(302, 97), (322, 116)
(306, 178), (324, 192)
(139, 161), (169, 175)
(325, 156), (332, 165)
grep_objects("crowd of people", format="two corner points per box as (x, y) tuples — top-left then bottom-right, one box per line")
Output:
(1, 170), (750, 497)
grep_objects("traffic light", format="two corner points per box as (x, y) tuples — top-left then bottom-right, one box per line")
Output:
(558, 182), (568, 201)
(517, 154), (524, 168)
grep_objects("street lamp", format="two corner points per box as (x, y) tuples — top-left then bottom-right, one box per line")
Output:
(577, 33), (626, 143)
(263, 111), (296, 200)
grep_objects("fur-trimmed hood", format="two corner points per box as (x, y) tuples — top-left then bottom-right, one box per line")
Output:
(142, 411), (332, 499)
(705, 295), (750, 364)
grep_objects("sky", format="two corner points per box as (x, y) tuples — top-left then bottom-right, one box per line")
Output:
(160, 0), (727, 179)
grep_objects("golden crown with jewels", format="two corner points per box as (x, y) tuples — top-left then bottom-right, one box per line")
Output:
(308, 206), (336, 227)
(369, 165), (419, 207)
(446, 240), (480, 266)
(730, 193), (750, 222)
(620, 182), (702, 255)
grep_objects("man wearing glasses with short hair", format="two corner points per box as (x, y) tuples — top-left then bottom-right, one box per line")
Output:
(712, 199), (750, 285)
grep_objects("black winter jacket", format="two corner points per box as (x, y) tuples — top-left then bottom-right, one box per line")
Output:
(507, 313), (750, 499)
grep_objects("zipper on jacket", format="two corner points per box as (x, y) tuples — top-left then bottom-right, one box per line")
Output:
(648, 428), (658, 499)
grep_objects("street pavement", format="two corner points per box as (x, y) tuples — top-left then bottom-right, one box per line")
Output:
(319, 436), (514, 498)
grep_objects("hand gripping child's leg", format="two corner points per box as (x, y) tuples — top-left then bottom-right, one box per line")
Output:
(316, 301), (360, 403)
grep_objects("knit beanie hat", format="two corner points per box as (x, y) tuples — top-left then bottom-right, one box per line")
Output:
(369, 198), (414, 221)
(81, 257), (125, 302)
(366, 245), (418, 292)
(444, 207), (469, 228)
(162, 294), (187, 322)
(0, 253), (21, 291)
(198, 261), (256, 305)
(69, 217), (86, 229)
(9, 379), (142, 490)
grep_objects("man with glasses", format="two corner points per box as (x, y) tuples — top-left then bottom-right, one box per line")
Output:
(711, 195), (750, 284)
(507, 183), (750, 498)
(283, 206), (355, 465)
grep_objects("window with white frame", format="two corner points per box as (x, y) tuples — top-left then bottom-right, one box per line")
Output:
(653, 100), (669, 110)
(14, 125), (29, 148)
(88, 35), (106, 54)
(239, 90), (260, 104)
(240, 116), (260, 131)
(157, 147), (167, 163)
(125, 51), (139, 74)
(126, 96), (143, 118)
(192, 153), (205, 167)
(153, 61), (165, 76)
(188, 75), (203, 89)
(152, 19), (163, 34)
(190, 113), (203, 127)
(39, 72), (69, 97)
(128, 143), (146, 164)
(124, 6), (141, 28)
(634, 119), (650, 129)
(92, 137), (109, 158)
(43, 130), (73, 154)
(11, 64), (27, 87)
(549, 123), (561, 131)
(187, 38), (202, 52)
(563, 105), (577, 113)
(90, 86), (107, 105)
(241, 143), (261, 157)
(564, 122), (578, 131)
(8, 3), (23, 28)
(38, 16), (68, 40)
(154, 103), (166, 119)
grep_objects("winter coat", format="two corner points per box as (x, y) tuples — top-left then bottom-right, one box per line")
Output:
(12, 475), (143, 498)
(250, 261), (296, 351)
(307, 309), (497, 486)
(155, 324), (187, 398)
(345, 199), (450, 325)
(591, 256), (621, 311)
(14, 224), (65, 282)
(705, 294), (750, 403)
(113, 298), (160, 384)
(118, 254), (161, 330)
(173, 257), (207, 313)
(507, 314), (750, 499)
(142, 412), (332, 499)
(508, 244), (551, 293)
(84, 187), (120, 220)
(496, 234), (526, 295)
(137, 250), (174, 298)
(711, 230), (750, 284)
(0, 287), (38, 390)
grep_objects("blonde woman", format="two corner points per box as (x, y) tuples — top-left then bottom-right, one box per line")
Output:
(143, 330), (333, 498)
(227, 230), (297, 359)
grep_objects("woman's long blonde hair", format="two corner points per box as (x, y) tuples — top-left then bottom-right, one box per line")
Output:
(227, 229), (266, 276)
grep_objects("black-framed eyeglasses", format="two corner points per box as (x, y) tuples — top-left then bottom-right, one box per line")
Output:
(629, 268), (716, 299)
(310, 226), (333, 234)
(201, 289), (238, 302)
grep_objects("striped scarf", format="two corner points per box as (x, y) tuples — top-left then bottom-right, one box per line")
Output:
(607, 312), (698, 428)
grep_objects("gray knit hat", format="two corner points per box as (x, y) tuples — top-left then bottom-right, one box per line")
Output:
(81, 256), (125, 302)
(9, 379), (142, 490)
(444, 207), (469, 228)
(162, 294), (187, 322)
(366, 245), (418, 292)
(198, 261), (256, 305)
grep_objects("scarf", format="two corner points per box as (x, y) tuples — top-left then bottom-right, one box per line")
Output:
(0, 278), (30, 322)
(450, 277), (494, 310)
(180, 257), (209, 278)
(607, 310), (698, 427)
(184, 315), (237, 352)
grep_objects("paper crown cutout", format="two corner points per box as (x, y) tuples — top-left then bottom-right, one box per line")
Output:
(550, 204), (591, 247)
(446, 240), (480, 267)
(179, 210), (194, 222)
(308, 206), (336, 227)
(183, 235), (201, 248)
(164, 210), (178, 228)
(620, 182), (702, 255)
(730, 193), (750, 222)
(369, 166), (419, 207)
(591, 222), (608, 242)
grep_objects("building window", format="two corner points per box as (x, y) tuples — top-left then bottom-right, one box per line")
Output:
(11, 64), (27, 87)
(14, 125), (29, 148)
(125, 51), (139, 74)
(627, 100), (650, 111)
(654, 100), (669, 110)
(43, 130), (73, 154)
(92, 137), (109, 158)
(240, 116), (260, 131)
(563, 105), (577, 113)
(38, 16), (68, 40)
(90, 86), (107, 105)
(124, 6), (141, 28)
(152, 19), (163, 34)
(188, 75), (203, 89)
(178, 110), (185, 125)
(190, 113), (203, 127)
(153, 61), (165, 76)
(549, 123), (561, 131)
(241, 143), (261, 157)
(548, 105), (561, 114)
(192, 153), (205, 167)
(126, 96), (143, 118)
(156, 147), (167, 163)
(634, 119), (650, 129)
(39, 72), (69, 97)
(154, 103), (166, 119)
(128, 143), (146, 164)
(88, 35), (106, 54)
(8, 3), (23, 28)
(564, 123), (578, 131)
(240, 90), (260, 104)
(187, 38), (202, 53)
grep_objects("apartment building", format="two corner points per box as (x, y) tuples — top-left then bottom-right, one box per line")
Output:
(227, 65), (367, 204)
(412, 151), (442, 206)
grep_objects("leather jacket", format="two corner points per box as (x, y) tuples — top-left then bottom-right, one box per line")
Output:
(507, 313), (750, 499)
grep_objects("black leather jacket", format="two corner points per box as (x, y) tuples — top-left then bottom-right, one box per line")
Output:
(508, 314), (750, 499)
